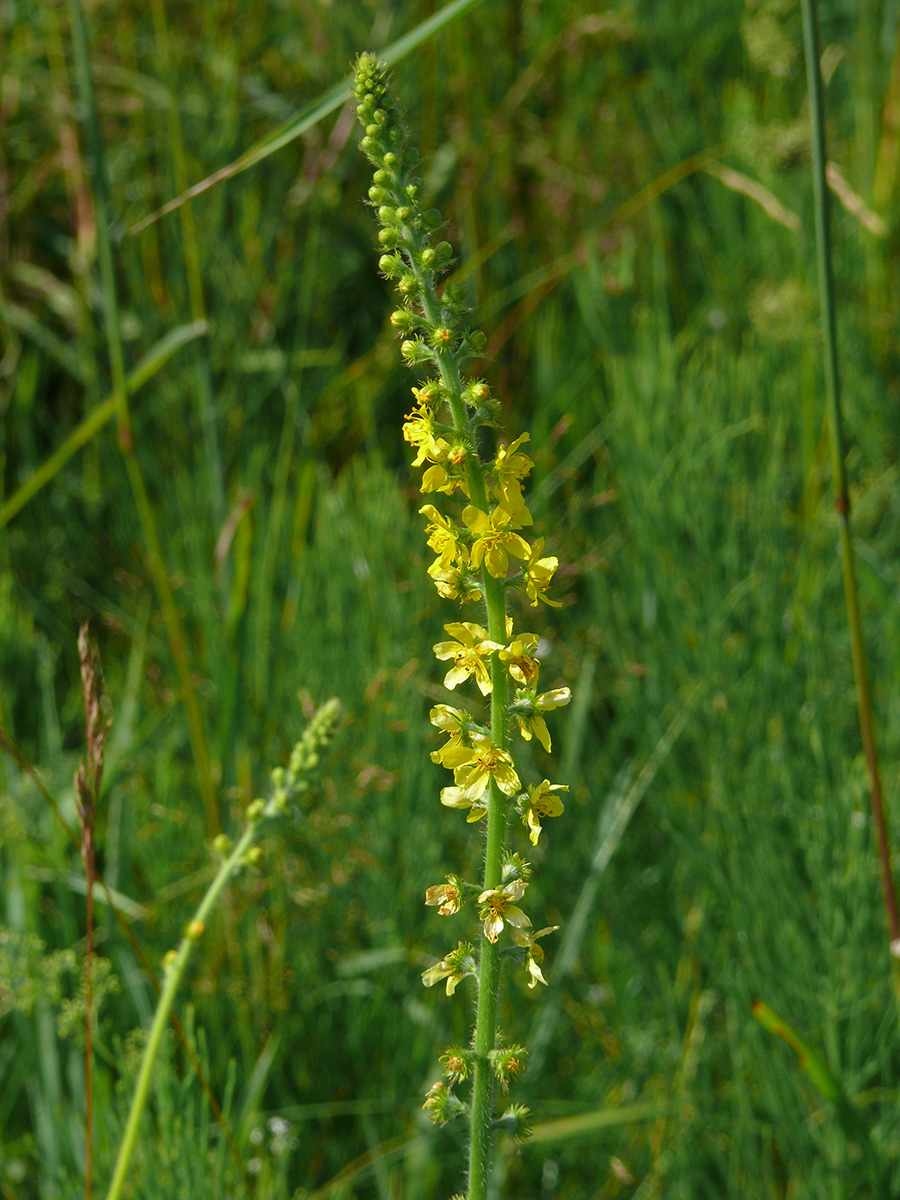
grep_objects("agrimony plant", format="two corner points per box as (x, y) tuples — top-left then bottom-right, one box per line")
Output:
(103, 698), (341, 1200)
(353, 54), (571, 1199)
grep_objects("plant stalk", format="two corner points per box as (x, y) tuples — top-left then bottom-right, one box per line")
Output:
(800, 0), (900, 990)
(418, 296), (512, 1200)
(103, 799), (276, 1200)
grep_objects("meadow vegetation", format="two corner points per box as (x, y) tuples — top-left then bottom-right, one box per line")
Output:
(2, 0), (900, 1196)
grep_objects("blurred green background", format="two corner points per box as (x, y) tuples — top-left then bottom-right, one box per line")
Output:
(3, 0), (900, 1196)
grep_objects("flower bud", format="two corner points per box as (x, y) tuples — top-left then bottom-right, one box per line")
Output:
(378, 253), (402, 277)
(444, 282), (468, 306)
(465, 381), (490, 405)
(212, 833), (232, 856)
(391, 309), (416, 332)
(418, 382), (441, 404)
(377, 205), (396, 224)
(378, 227), (400, 248)
(401, 338), (431, 364)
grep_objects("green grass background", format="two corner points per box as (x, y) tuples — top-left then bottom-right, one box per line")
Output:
(2, 0), (900, 1195)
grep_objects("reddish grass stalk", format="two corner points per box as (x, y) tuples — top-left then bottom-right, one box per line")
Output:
(74, 625), (111, 1200)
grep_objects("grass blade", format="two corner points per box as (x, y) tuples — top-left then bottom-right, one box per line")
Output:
(127, 0), (490, 235)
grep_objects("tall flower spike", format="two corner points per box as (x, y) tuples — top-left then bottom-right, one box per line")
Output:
(353, 55), (571, 1200)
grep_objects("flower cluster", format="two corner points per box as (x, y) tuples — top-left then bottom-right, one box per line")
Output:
(353, 53), (572, 1171)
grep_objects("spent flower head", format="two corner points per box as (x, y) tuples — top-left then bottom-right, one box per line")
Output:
(421, 941), (477, 995)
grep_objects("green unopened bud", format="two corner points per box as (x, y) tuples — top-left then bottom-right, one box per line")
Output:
(401, 338), (431, 363)
(359, 136), (378, 156)
(368, 185), (388, 203)
(420, 247), (436, 268)
(391, 309), (416, 332)
(433, 241), (453, 265)
(398, 273), (420, 297)
(373, 168), (388, 183)
(377, 205), (396, 224)
(212, 833), (232, 856)
(245, 846), (263, 865)
(418, 381), (441, 404)
(466, 329), (488, 351)
(444, 282), (468, 306)
(383, 151), (398, 167)
(378, 253), (402, 277)
(464, 381), (490, 405)
(247, 798), (265, 821)
(378, 227), (400, 248)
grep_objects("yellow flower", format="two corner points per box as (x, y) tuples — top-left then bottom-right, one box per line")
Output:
(510, 686), (572, 752)
(499, 632), (541, 686)
(440, 782), (489, 821)
(462, 506), (532, 579)
(403, 390), (449, 466)
(420, 504), (466, 569)
(429, 704), (475, 767)
(421, 941), (476, 994)
(451, 732), (520, 797)
(425, 875), (463, 915)
(432, 622), (503, 695)
(477, 879), (531, 943)
(492, 433), (534, 524)
(427, 561), (483, 603)
(520, 780), (568, 845)
(522, 537), (561, 607)
(512, 925), (559, 987)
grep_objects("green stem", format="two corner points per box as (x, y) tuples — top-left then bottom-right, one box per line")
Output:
(103, 808), (269, 1200)
(416, 277), (510, 1194)
(800, 0), (900, 994)
(430, 348), (509, 1199)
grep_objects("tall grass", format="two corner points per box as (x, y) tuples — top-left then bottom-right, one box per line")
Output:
(2, 0), (900, 1196)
